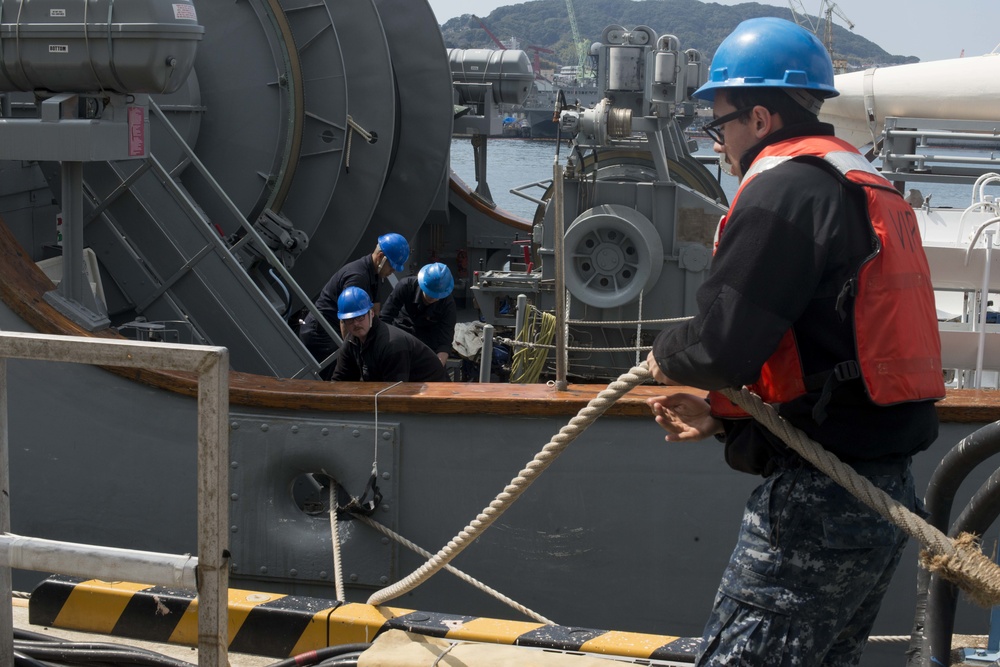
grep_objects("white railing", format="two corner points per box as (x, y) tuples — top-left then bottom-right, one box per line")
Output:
(0, 331), (229, 667)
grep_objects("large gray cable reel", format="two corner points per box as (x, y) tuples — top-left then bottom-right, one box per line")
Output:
(563, 204), (664, 308)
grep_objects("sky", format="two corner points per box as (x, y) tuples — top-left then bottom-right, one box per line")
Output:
(426, 0), (999, 63)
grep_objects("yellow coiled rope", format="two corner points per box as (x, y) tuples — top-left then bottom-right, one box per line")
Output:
(510, 305), (556, 384)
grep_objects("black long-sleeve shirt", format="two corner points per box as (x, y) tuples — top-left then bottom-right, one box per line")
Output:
(379, 276), (457, 355)
(299, 254), (381, 366)
(651, 123), (938, 474)
(331, 317), (451, 382)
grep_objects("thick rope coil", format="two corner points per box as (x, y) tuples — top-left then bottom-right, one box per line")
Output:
(511, 306), (555, 384)
(720, 386), (1000, 607)
(366, 364), (652, 606)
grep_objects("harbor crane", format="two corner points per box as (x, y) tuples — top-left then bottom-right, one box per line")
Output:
(786, 1), (854, 62)
(787, 0), (817, 32)
(526, 45), (555, 79)
(473, 14), (506, 50)
(564, 0), (589, 75)
(820, 1), (854, 56)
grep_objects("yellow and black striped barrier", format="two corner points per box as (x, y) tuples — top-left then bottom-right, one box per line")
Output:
(29, 575), (700, 661)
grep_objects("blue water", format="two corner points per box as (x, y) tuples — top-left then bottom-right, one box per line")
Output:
(449, 138), (559, 220)
(449, 137), (991, 219)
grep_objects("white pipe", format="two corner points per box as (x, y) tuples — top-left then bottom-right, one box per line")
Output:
(480, 324), (494, 383)
(976, 230), (996, 388)
(0, 534), (198, 588)
(515, 293), (527, 342)
(822, 54), (1000, 148)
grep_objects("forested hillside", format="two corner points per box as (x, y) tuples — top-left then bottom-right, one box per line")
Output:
(439, 0), (916, 72)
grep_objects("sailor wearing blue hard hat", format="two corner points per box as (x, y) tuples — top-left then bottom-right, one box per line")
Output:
(692, 16), (838, 179)
(380, 262), (457, 365)
(299, 233), (410, 379)
(645, 17), (942, 666)
(331, 286), (450, 383)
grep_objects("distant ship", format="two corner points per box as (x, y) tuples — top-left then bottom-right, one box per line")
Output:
(515, 66), (601, 138)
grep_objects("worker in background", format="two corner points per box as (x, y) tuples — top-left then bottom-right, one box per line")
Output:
(379, 262), (457, 366)
(330, 287), (450, 383)
(643, 18), (943, 665)
(299, 232), (409, 379)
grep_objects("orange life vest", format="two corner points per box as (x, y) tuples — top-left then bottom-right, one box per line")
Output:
(708, 135), (944, 419)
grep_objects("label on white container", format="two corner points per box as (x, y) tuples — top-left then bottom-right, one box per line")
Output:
(128, 106), (145, 157)
(173, 3), (197, 20)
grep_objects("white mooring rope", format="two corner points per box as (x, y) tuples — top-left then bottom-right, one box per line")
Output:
(367, 362), (1000, 613)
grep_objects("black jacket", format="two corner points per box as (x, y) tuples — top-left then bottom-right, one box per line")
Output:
(299, 254), (380, 363)
(651, 122), (938, 474)
(379, 276), (457, 355)
(331, 317), (451, 382)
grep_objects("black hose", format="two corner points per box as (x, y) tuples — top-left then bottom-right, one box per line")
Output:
(13, 651), (53, 667)
(907, 420), (1000, 667)
(12, 641), (195, 666)
(16, 638), (198, 663)
(11, 619), (367, 666)
(266, 643), (372, 667)
(926, 465), (1000, 666)
(315, 657), (361, 667)
(13, 628), (62, 643)
(11, 636), (369, 667)
(268, 267), (293, 318)
(15, 639), (193, 660)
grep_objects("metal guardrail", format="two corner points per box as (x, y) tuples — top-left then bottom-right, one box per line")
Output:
(148, 99), (335, 379)
(880, 116), (1000, 185)
(0, 332), (230, 667)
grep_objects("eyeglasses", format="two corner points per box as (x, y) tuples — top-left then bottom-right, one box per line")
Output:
(703, 106), (755, 146)
(343, 312), (370, 325)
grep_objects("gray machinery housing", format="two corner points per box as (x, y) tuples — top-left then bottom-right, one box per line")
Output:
(0, 2), (726, 383)
(0, 0), (458, 379)
(471, 25), (727, 379)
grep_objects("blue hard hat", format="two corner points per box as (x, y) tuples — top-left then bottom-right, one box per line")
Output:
(693, 17), (839, 103)
(378, 233), (410, 272)
(337, 286), (373, 320)
(417, 262), (455, 299)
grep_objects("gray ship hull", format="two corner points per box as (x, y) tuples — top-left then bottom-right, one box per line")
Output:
(517, 78), (602, 139)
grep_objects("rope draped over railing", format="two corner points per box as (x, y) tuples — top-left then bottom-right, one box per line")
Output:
(367, 362), (1000, 610)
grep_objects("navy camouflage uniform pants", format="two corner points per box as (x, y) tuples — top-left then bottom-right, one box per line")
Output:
(696, 461), (917, 666)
